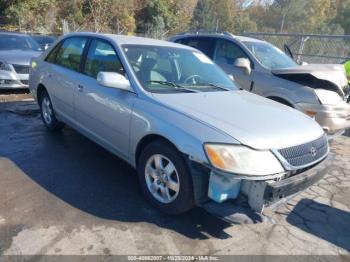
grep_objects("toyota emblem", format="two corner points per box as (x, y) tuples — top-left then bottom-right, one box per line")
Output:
(310, 146), (317, 157)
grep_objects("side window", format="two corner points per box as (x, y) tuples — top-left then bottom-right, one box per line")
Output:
(83, 39), (124, 78)
(214, 39), (249, 65)
(55, 37), (87, 71)
(176, 37), (216, 58)
(45, 43), (61, 63)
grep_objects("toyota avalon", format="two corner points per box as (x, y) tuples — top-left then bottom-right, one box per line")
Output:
(29, 33), (332, 214)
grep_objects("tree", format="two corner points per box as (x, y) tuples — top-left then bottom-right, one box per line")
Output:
(5, 0), (57, 33)
(270, 0), (307, 32)
(333, 0), (350, 35)
(191, 0), (216, 30)
(136, 0), (176, 38)
(191, 0), (256, 33)
(56, 0), (84, 32)
(169, 0), (197, 33)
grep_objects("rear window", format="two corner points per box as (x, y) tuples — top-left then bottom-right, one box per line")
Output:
(175, 37), (216, 58)
(0, 34), (42, 51)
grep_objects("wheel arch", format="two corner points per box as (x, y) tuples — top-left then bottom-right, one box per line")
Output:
(36, 83), (47, 102)
(134, 133), (209, 206)
(135, 134), (180, 165)
(267, 96), (294, 108)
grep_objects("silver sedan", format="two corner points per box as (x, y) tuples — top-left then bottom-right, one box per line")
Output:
(0, 32), (42, 89)
(29, 32), (332, 214)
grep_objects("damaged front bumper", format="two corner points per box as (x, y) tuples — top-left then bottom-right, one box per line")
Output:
(295, 102), (350, 136)
(206, 153), (334, 213)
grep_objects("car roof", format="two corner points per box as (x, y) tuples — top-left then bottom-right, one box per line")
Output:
(171, 32), (266, 44)
(0, 31), (31, 37)
(62, 32), (197, 50)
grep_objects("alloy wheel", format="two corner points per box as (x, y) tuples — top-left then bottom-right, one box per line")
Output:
(144, 154), (180, 204)
(41, 96), (52, 125)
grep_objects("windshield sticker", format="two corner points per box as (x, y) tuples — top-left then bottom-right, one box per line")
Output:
(193, 52), (213, 64)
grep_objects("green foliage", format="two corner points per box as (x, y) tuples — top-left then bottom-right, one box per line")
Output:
(0, 0), (349, 36)
(190, 0), (256, 33)
(333, 0), (350, 35)
(4, 0), (56, 32)
(137, 0), (174, 37)
(191, 0), (216, 30)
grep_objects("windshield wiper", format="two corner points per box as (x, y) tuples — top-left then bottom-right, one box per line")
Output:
(146, 80), (199, 93)
(192, 83), (232, 91)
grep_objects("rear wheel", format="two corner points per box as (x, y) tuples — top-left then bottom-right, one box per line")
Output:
(39, 90), (65, 131)
(137, 141), (194, 214)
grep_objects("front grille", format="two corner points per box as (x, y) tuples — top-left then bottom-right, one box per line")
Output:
(20, 80), (29, 85)
(13, 64), (29, 74)
(278, 134), (328, 168)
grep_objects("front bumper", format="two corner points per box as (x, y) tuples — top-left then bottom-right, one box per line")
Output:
(206, 153), (334, 213)
(263, 153), (334, 205)
(0, 70), (29, 89)
(296, 102), (350, 135)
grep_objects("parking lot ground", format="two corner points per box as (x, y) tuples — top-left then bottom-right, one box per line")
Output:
(0, 90), (33, 103)
(0, 96), (350, 256)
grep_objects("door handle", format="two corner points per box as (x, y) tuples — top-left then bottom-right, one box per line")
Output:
(77, 84), (84, 92)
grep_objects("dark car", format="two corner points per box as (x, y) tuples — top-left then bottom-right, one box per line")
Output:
(31, 35), (56, 50)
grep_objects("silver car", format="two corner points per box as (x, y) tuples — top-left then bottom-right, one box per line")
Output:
(29, 32), (332, 215)
(170, 32), (350, 136)
(0, 32), (42, 89)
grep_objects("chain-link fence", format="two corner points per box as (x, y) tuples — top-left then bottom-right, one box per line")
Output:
(243, 32), (350, 64)
(5, 26), (350, 65)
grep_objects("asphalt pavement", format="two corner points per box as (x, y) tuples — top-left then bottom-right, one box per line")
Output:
(0, 97), (349, 256)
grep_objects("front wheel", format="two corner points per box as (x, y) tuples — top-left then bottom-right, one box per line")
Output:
(39, 90), (65, 131)
(137, 141), (194, 214)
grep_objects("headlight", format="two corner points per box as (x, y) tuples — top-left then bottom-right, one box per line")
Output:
(204, 144), (284, 176)
(314, 89), (343, 105)
(0, 60), (11, 71)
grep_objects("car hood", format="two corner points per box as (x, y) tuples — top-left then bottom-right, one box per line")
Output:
(272, 64), (348, 95)
(0, 49), (42, 65)
(152, 91), (324, 150)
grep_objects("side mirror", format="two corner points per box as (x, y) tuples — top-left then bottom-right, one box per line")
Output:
(97, 72), (132, 91)
(234, 58), (251, 75)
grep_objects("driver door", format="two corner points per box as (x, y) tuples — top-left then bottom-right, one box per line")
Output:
(74, 38), (135, 159)
(213, 39), (253, 91)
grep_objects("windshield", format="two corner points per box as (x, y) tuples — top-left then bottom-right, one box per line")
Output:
(244, 41), (297, 70)
(122, 45), (238, 93)
(0, 34), (42, 51)
(32, 36), (56, 45)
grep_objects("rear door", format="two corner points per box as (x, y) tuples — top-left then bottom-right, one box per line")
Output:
(213, 39), (253, 91)
(44, 37), (87, 122)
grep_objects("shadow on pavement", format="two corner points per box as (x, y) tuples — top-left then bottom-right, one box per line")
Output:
(0, 105), (236, 240)
(287, 199), (350, 251)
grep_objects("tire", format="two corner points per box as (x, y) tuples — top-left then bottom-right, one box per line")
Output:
(39, 89), (65, 131)
(137, 140), (194, 214)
